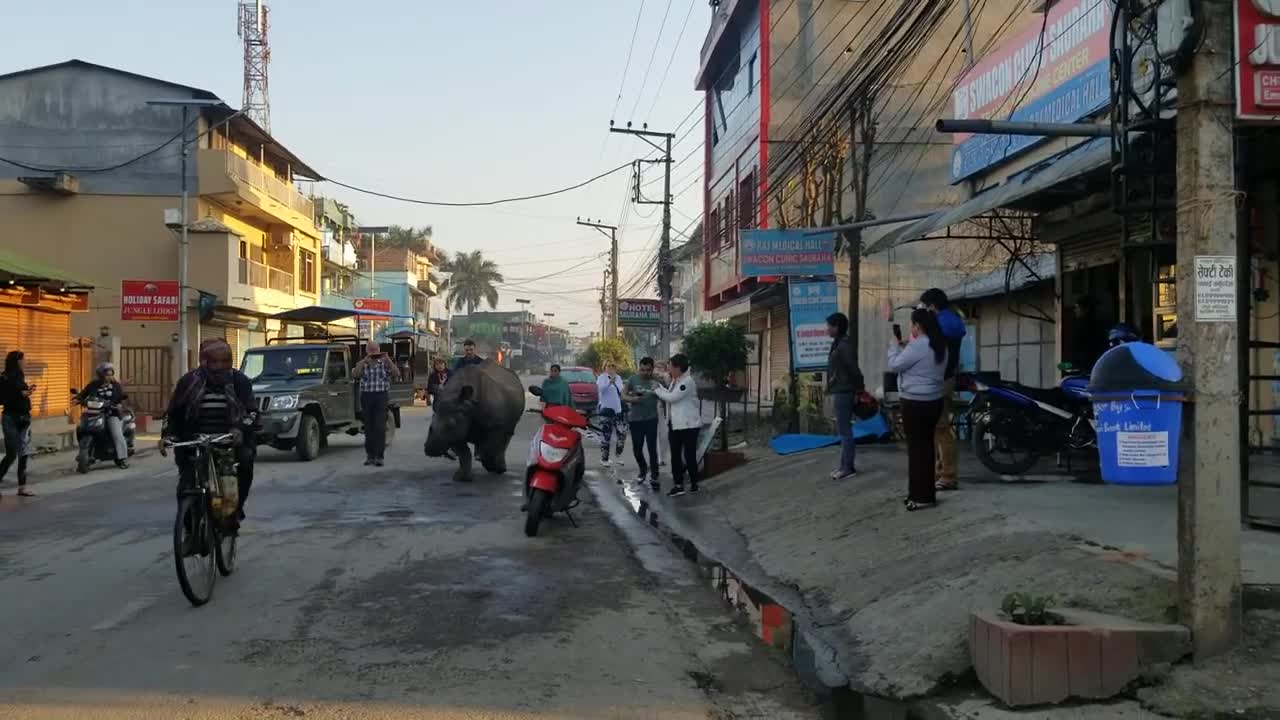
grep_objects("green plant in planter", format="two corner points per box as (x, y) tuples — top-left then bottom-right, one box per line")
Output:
(680, 323), (753, 387)
(1001, 592), (1064, 626)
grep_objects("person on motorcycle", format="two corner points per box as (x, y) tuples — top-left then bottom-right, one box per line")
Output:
(1107, 323), (1140, 348)
(163, 338), (256, 533)
(75, 362), (130, 469)
(540, 364), (574, 408)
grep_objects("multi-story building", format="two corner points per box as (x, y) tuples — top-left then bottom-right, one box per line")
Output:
(350, 246), (440, 348)
(696, 1), (1022, 396)
(670, 238), (707, 357)
(312, 197), (360, 336)
(0, 60), (325, 412)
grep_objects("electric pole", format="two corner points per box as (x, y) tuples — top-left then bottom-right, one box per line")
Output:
(611, 123), (675, 354)
(1174, 0), (1241, 657)
(577, 218), (619, 336)
(599, 271), (609, 337)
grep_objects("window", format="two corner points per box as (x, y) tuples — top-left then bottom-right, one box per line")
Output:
(738, 170), (756, 230)
(708, 208), (720, 253)
(722, 191), (735, 250)
(239, 240), (248, 259)
(300, 249), (317, 294)
(1153, 250), (1177, 346)
(326, 351), (348, 383)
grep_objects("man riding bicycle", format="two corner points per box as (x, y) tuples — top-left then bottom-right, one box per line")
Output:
(163, 338), (256, 533)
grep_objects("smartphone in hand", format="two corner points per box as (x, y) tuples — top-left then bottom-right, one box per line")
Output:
(892, 324), (903, 342)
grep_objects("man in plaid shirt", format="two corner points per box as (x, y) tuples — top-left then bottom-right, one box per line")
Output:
(353, 339), (401, 466)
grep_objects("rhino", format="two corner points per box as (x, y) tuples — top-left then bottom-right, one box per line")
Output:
(424, 361), (526, 482)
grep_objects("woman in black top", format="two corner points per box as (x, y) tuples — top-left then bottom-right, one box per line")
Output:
(0, 350), (35, 496)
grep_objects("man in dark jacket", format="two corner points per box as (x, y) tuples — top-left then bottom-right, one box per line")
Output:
(76, 362), (131, 469)
(826, 312), (865, 479)
(163, 338), (256, 531)
(452, 339), (484, 371)
(921, 288), (966, 490)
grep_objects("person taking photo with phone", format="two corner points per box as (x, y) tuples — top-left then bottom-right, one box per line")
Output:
(353, 339), (401, 467)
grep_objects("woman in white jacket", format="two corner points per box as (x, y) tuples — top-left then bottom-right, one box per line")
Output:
(653, 353), (701, 497)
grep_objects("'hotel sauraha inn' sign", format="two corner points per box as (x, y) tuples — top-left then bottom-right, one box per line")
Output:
(740, 230), (835, 278)
(949, 0), (1112, 182)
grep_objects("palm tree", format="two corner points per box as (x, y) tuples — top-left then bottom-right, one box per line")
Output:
(442, 250), (503, 314)
(381, 225), (434, 253)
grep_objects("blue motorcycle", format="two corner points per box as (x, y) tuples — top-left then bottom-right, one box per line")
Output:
(965, 367), (1095, 476)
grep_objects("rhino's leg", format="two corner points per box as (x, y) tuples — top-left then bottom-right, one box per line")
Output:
(452, 443), (473, 482)
(478, 434), (508, 475)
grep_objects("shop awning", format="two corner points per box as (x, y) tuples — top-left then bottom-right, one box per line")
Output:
(946, 253), (1056, 301)
(864, 139), (1111, 255)
(270, 306), (410, 323)
(0, 248), (94, 290)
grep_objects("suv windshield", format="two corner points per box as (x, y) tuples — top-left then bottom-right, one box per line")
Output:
(241, 349), (327, 381)
(561, 369), (595, 384)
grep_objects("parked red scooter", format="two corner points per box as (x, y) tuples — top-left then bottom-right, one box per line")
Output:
(524, 385), (589, 537)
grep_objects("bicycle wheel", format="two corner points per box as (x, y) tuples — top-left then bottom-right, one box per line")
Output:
(216, 529), (237, 576)
(174, 495), (217, 606)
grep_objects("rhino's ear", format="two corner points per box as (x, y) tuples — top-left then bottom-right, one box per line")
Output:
(459, 385), (475, 404)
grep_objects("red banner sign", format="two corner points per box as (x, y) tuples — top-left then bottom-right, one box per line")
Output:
(121, 280), (179, 321)
(1236, 0), (1280, 120)
(353, 297), (392, 319)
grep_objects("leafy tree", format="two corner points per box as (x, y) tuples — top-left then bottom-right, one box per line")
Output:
(442, 250), (504, 314)
(576, 337), (633, 373)
(681, 322), (752, 386)
(379, 225), (434, 253)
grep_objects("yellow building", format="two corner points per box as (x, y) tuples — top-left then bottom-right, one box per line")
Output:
(0, 60), (325, 413)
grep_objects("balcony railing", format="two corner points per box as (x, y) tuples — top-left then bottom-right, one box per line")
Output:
(239, 258), (294, 295)
(223, 152), (314, 218)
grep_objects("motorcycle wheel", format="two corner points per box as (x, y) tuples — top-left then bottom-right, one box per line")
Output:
(525, 488), (551, 538)
(972, 412), (1040, 476)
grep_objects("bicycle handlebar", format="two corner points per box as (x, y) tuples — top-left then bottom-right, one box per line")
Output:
(164, 433), (236, 449)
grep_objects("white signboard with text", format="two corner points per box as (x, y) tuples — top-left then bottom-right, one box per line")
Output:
(1193, 255), (1237, 322)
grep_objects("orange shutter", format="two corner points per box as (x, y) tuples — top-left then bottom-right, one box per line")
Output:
(17, 308), (71, 419)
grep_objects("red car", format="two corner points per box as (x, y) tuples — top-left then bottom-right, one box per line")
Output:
(558, 366), (598, 414)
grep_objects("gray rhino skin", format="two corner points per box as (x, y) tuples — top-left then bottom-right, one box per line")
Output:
(423, 361), (526, 482)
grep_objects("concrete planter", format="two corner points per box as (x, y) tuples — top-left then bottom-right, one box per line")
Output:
(969, 608), (1190, 708)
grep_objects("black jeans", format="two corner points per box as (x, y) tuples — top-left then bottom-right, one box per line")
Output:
(900, 398), (944, 504)
(630, 419), (659, 480)
(177, 444), (255, 516)
(0, 414), (29, 486)
(668, 426), (701, 487)
(361, 391), (390, 460)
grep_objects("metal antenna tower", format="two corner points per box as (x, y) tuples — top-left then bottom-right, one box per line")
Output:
(237, 0), (271, 131)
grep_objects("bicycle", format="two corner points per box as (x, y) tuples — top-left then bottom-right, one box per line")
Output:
(164, 433), (240, 606)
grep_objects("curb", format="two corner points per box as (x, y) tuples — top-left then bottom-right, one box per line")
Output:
(590, 476), (857, 698)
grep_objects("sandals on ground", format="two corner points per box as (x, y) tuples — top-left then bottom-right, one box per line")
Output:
(904, 499), (936, 511)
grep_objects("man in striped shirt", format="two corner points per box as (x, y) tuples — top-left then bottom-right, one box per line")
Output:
(164, 338), (256, 531)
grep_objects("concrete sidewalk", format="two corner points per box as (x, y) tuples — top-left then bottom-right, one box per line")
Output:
(603, 440), (1280, 712)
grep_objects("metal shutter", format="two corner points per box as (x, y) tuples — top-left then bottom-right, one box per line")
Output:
(19, 308), (71, 419)
(769, 304), (791, 391)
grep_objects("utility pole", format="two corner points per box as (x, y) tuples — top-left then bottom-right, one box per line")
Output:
(599, 271), (609, 336)
(515, 298), (531, 359)
(577, 218), (619, 336)
(611, 123), (675, 354)
(1174, 0), (1241, 658)
(845, 95), (876, 363)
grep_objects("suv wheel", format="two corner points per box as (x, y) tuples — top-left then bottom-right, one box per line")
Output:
(295, 414), (321, 461)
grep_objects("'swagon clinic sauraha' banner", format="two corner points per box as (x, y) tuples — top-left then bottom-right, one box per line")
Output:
(949, 0), (1112, 181)
(618, 298), (661, 328)
(1235, 0), (1280, 120)
(740, 229), (834, 278)
(788, 280), (838, 372)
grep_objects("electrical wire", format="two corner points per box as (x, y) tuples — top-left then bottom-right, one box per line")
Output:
(645, 0), (698, 122)
(322, 161), (631, 207)
(629, 0), (677, 121)
(0, 118), (197, 174)
(610, 0), (650, 125)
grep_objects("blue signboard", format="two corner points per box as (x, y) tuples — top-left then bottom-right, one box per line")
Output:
(741, 229), (835, 278)
(951, 61), (1109, 181)
(788, 280), (838, 372)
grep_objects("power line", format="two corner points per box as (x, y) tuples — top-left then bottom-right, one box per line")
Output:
(645, 0), (698, 122)
(0, 118), (197, 174)
(629, 0), (677, 121)
(322, 161), (631, 207)
(610, 0), (650, 125)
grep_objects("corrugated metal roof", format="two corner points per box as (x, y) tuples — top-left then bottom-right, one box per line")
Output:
(946, 253), (1055, 301)
(0, 248), (94, 289)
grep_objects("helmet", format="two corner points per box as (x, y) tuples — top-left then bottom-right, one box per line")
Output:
(1107, 323), (1140, 348)
(96, 362), (115, 378)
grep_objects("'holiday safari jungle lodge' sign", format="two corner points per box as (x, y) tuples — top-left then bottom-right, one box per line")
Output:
(740, 230), (834, 278)
(949, 0), (1111, 182)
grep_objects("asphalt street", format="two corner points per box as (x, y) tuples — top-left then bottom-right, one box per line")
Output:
(0, 395), (827, 719)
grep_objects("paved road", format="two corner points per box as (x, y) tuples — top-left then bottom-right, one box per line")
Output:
(0, 401), (826, 719)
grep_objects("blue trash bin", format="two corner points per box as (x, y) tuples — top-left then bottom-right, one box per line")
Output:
(1087, 342), (1185, 486)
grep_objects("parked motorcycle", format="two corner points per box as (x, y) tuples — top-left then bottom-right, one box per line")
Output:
(523, 385), (589, 537)
(964, 367), (1094, 476)
(963, 324), (1141, 477)
(71, 389), (136, 473)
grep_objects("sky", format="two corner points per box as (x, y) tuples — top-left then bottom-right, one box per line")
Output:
(5, 0), (710, 333)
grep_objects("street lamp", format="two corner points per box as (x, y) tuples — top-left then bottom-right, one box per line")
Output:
(146, 98), (238, 375)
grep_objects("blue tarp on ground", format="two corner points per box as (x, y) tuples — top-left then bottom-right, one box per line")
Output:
(769, 414), (895, 455)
